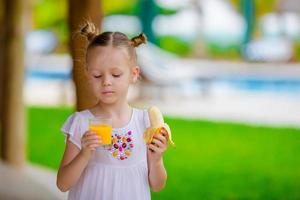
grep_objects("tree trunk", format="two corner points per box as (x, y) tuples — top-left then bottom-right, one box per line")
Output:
(1, 0), (26, 166)
(0, 0), (4, 125)
(68, 0), (102, 111)
(0, 0), (4, 156)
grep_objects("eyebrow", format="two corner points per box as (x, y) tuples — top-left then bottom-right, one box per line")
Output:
(89, 67), (123, 74)
(90, 69), (101, 74)
(110, 67), (123, 72)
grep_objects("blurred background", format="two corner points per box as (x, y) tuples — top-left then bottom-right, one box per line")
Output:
(0, 0), (300, 199)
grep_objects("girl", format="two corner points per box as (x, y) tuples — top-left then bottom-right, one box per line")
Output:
(56, 21), (168, 200)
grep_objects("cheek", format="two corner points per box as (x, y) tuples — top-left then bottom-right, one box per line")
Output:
(116, 77), (130, 90)
(89, 79), (97, 86)
(89, 80), (101, 91)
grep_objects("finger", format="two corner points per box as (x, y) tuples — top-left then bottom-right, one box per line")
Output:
(88, 143), (100, 149)
(81, 135), (101, 142)
(85, 144), (100, 151)
(89, 138), (102, 144)
(87, 146), (96, 151)
(159, 127), (168, 136)
(83, 131), (93, 136)
(151, 138), (164, 148)
(86, 131), (98, 136)
(82, 133), (101, 141)
(85, 134), (101, 140)
(84, 131), (98, 137)
(83, 139), (102, 147)
(154, 133), (166, 141)
(148, 143), (161, 153)
(153, 134), (167, 145)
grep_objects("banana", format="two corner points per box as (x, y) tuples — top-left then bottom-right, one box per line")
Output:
(144, 106), (176, 148)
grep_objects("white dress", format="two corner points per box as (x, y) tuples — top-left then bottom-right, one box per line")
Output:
(61, 108), (151, 200)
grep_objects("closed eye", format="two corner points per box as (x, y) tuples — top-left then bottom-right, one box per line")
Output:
(112, 74), (122, 78)
(94, 75), (102, 78)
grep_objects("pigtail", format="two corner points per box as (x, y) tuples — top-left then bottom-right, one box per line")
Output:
(130, 33), (147, 47)
(80, 21), (99, 42)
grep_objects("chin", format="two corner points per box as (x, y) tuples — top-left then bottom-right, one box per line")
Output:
(98, 97), (117, 104)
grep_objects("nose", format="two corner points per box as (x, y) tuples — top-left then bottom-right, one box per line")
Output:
(102, 75), (112, 86)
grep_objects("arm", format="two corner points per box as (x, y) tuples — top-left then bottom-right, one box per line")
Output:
(147, 129), (168, 192)
(56, 131), (100, 192)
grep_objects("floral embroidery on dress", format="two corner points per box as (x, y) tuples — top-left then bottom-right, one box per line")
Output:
(110, 130), (134, 160)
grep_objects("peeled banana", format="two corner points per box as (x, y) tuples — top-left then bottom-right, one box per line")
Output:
(144, 106), (176, 148)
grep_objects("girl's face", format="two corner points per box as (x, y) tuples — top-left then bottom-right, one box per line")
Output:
(86, 46), (139, 105)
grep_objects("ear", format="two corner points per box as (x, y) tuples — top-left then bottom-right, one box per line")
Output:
(131, 66), (140, 83)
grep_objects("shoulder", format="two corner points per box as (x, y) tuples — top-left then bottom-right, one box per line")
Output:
(77, 109), (91, 119)
(65, 110), (85, 121)
(132, 107), (150, 128)
(61, 110), (91, 149)
(62, 110), (90, 128)
(72, 109), (92, 119)
(132, 107), (148, 118)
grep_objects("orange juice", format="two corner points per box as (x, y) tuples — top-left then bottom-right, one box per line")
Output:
(89, 124), (112, 145)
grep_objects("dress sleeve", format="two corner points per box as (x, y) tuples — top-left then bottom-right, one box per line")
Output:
(60, 112), (83, 149)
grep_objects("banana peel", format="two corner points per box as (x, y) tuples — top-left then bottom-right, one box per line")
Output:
(144, 106), (176, 148)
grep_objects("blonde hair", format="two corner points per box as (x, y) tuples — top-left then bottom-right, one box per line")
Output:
(80, 21), (147, 65)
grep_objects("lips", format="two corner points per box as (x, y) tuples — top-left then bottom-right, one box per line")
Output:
(102, 91), (114, 95)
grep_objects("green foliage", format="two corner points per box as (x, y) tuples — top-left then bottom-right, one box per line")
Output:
(205, 42), (242, 60)
(32, 0), (68, 49)
(103, 0), (178, 16)
(158, 36), (193, 57)
(33, 0), (67, 29)
(231, 0), (279, 16)
(294, 40), (300, 62)
(103, 0), (139, 16)
(157, 7), (178, 16)
(31, 0), (299, 59)
(27, 106), (300, 199)
(30, 0), (180, 52)
(254, 0), (279, 17)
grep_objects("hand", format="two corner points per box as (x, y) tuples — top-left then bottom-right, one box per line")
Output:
(80, 131), (101, 158)
(147, 127), (168, 163)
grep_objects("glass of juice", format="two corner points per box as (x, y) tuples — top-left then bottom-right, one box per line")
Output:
(89, 117), (112, 149)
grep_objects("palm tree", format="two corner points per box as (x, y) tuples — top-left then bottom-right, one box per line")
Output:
(68, 0), (102, 111)
(0, 0), (26, 166)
